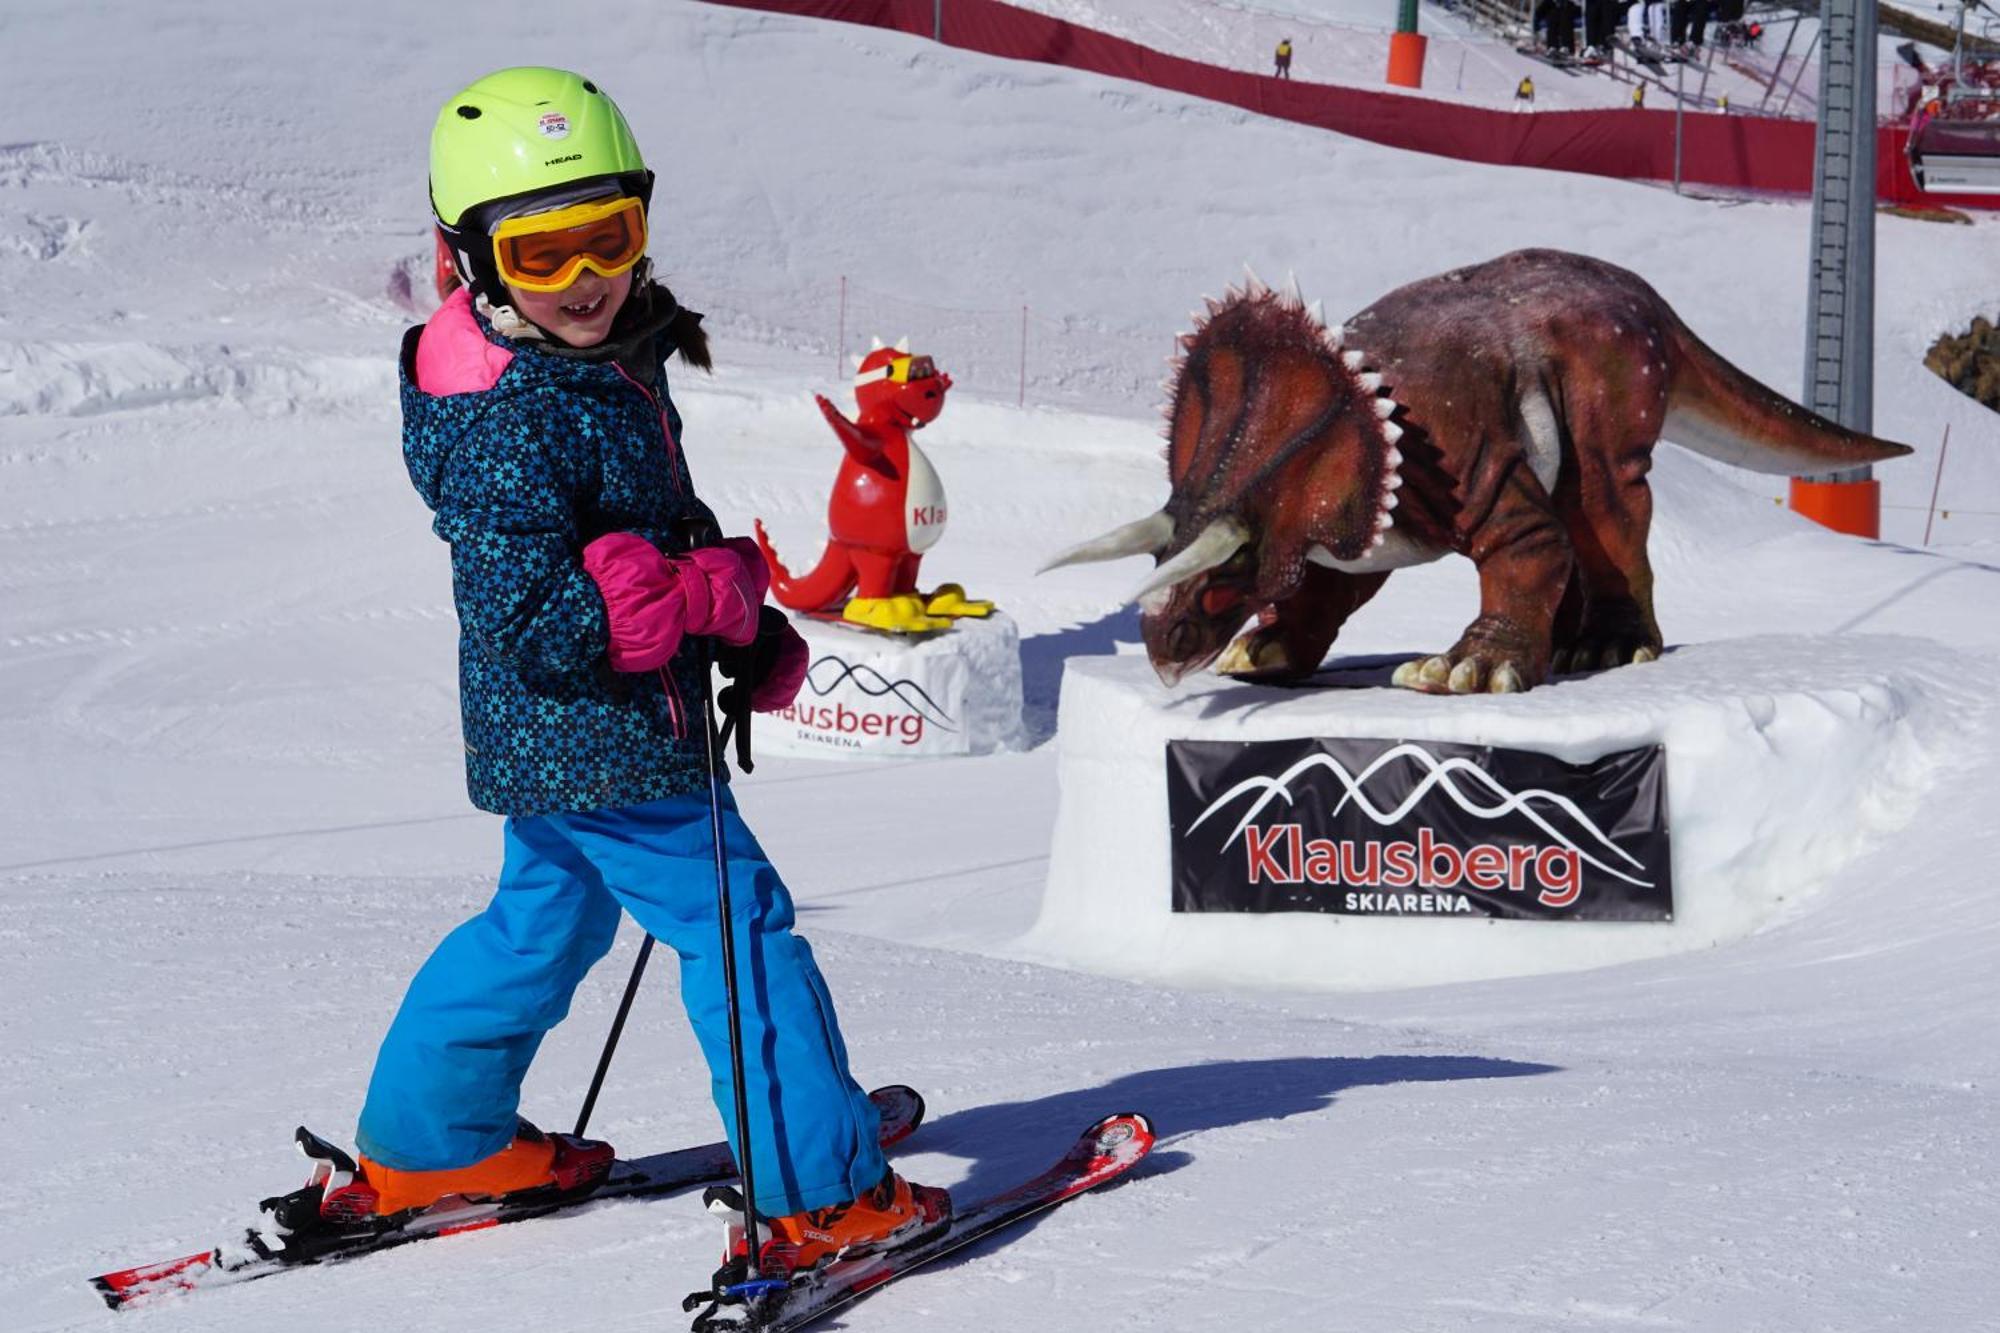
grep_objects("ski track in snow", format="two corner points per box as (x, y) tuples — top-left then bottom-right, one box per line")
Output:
(2, 3), (1997, 1331)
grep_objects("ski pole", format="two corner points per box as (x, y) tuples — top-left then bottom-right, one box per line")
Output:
(694, 638), (766, 1285)
(573, 933), (655, 1137)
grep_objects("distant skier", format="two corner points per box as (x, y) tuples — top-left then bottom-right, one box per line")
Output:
(1627, 0), (1667, 46)
(1686, 0), (1713, 50)
(1583, 0), (1616, 58)
(1274, 37), (1293, 79)
(344, 66), (949, 1282)
(1517, 75), (1536, 106)
(1547, 0), (1579, 55)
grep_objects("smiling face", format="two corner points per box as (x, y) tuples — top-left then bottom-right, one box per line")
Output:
(503, 267), (633, 348)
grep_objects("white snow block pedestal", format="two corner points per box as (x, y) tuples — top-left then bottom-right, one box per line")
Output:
(1026, 638), (1959, 991)
(756, 610), (1026, 759)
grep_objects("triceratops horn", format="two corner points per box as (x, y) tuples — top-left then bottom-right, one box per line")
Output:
(1132, 516), (1252, 603)
(1038, 511), (1175, 574)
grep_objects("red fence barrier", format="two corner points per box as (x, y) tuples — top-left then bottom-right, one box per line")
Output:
(706, 0), (1993, 210)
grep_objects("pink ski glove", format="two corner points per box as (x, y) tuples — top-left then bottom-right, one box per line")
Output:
(751, 620), (811, 712)
(582, 533), (769, 672)
(683, 537), (768, 647)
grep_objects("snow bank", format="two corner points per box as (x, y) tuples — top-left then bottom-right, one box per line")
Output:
(1027, 636), (1971, 990)
(0, 340), (390, 417)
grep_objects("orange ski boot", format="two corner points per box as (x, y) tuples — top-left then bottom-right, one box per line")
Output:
(752, 1170), (952, 1281)
(340, 1121), (614, 1219)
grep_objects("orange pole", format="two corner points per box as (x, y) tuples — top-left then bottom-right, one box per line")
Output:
(1788, 476), (1882, 539)
(1387, 32), (1427, 89)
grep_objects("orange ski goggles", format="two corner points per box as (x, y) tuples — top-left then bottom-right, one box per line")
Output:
(490, 195), (648, 293)
(887, 354), (937, 383)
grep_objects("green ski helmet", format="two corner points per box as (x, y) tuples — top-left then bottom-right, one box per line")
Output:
(429, 66), (653, 305)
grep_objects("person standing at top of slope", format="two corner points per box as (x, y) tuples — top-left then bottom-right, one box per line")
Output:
(1274, 37), (1293, 79)
(355, 66), (949, 1278)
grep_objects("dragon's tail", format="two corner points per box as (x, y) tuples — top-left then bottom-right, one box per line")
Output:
(1662, 318), (1914, 476)
(754, 519), (858, 612)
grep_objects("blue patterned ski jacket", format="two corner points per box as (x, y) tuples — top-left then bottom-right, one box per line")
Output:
(399, 290), (717, 816)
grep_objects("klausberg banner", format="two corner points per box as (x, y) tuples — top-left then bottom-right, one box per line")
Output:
(1167, 737), (1671, 920)
(767, 643), (970, 757)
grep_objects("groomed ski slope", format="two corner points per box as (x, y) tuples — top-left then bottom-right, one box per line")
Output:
(2, 2), (1997, 1330)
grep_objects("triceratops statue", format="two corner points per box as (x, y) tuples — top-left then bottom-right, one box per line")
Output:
(1045, 249), (1912, 694)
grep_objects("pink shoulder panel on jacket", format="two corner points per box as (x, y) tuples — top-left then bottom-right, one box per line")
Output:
(414, 288), (515, 396)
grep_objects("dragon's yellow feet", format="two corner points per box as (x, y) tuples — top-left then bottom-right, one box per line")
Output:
(922, 584), (994, 619)
(843, 595), (952, 634)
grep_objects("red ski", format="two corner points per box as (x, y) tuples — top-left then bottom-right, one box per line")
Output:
(92, 1085), (924, 1311)
(687, 1110), (1154, 1332)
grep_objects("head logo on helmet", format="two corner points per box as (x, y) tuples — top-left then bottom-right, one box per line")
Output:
(428, 66), (654, 306)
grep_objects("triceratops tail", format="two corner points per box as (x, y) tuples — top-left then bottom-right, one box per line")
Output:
(754, 519), (858, 612)
(1662, 318), (1914, 476)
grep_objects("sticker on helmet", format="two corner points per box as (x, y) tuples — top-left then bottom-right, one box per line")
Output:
(538, 112), (571, 141)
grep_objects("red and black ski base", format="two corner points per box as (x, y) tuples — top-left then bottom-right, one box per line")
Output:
(686, 1110), (1154, 1333)
(90, 1085), (925, 1312)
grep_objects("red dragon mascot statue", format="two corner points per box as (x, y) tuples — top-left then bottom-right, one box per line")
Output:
(755, 338), (993, 634)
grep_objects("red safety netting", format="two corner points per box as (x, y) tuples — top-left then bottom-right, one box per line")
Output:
(708, 0), (1993, 210)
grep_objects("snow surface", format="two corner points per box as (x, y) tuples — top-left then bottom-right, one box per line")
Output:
(3, 2), (1998, 1330)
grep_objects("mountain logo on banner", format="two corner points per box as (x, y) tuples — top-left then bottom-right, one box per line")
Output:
(802, 655), (957, 730)
(769, 652), (963, 752)
(1166, 737), (1672, 921)
(1190, 742), (1653, 889)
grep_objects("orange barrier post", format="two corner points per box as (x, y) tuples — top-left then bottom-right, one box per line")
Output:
(1788, 476), (1882, 539)
(1387, 32), (1427, 89)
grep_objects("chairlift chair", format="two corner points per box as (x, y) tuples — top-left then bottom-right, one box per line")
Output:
(1905, 5), (2000, 193)
(1908, 106), (2000, 192)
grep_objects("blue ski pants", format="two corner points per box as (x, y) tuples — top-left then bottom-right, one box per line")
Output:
(356, 790), (887, 1216)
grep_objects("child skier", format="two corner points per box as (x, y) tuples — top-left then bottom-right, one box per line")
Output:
(349, 66), (948, 1280)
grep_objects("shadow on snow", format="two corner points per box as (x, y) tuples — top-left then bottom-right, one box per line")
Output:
(875, 1053), (1558, 1291)
(1018, 605), (1141, 745)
